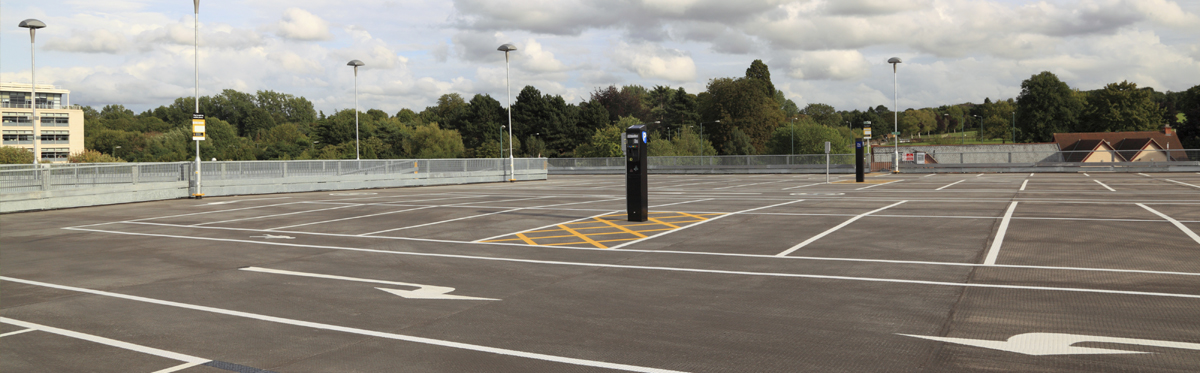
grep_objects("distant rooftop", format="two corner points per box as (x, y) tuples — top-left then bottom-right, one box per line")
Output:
(1, 82), (68, 93)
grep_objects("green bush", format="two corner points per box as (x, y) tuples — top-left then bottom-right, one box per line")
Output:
(0, 146), (34, 164)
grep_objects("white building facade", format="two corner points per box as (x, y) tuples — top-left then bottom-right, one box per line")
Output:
(1, 83), (85, 163)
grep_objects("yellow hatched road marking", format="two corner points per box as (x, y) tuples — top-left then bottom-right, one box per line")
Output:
(594, 218), (648, 238)
(514, 232), (537, 245)
(648, 217), (679, 229)
(556, 223), (608, 249)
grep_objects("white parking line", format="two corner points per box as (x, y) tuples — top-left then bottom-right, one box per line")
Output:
(983, 202), (1019, 265)
(1019, 180), (1029, 191)
(650, 198), (714, 208)
(0, 317), (209, 364)
(0, 328), (35, 338)
(360, 197), (624, 236)
(1094, 180), (1116, 192)
(776, 201), (908, 257)
(151, 361), (208, 373)
(0, 279), (684, 373)
(193, 204), (363, 226)
(606, 200), (806, 250)
(856, 180), (902, 190)
(936, 180), (966, 190)
(1138, 204), (1200, 246)
(1165, 179), (1200, 189)
(782, 183), (822, 190)
(268, 206), (438, 231)
(712, 180), (789, 190)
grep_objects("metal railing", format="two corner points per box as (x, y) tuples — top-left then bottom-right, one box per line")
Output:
(871, 149), (1199, 165)
(0, 158), (548, 195)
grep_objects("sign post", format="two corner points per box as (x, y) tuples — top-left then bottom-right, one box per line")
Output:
(862, 121), (872, 173)
(825, 141), (831, 183)
(626, 125), (648, 222)
(191, 113), (205, 199)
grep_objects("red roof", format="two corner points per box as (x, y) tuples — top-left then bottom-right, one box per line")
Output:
(1053, 131), (1188, 161)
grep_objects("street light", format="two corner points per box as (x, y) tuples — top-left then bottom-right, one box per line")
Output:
(114, 146), (122, 159)
(19, 19), (46, 164)
(192, 1), (201, 196)
(888, 57), (902, 173)
(1011, 111), (1015, 143)
(347, 60), (364, 160)
(699, 120), (719, 159)
(498, 43), (517, 182)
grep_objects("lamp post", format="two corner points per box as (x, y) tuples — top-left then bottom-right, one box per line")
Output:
(498, 43), (517, 182)
(20, 19), (46, 164)
(1011, 111), (1015, 143)
(888, 57), (902, 173)
(346, 60), (364, 160)
(192, 1), (202, 196)
(114, 146), (122, 159)
(974, 115), (981, 143)
(790, 117), (796, 156)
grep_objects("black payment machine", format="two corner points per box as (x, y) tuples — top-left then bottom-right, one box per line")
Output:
(626, 125), (649, 222)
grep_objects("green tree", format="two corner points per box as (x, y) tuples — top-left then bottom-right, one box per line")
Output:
(1080, 81), (1166, 132)
(725, 128), (757, 155)
(403, 123), (464, 158)
(745, 59), (775, 98)
(701, 69), (785, 154)
(1176, 85), (1200, 148)
(0, 146), (34, 164)
(801, 103), (842, 127)
(1016, 71), (1084, 142)
(68, 149), (125, 163)
(573, 116), (639, 157)
(766, 118), (852, 155)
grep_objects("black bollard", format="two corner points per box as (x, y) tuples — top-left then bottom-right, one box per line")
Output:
(855, 139), (865, 183)
(626, 125), (648, 222)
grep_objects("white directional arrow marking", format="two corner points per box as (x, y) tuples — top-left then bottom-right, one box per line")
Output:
(249, 234), (294, 239)
(900, 332), (1200, 356)
(240, 267), (497, 301)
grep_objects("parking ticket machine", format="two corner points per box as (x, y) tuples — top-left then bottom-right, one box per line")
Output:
(626, 125), (649, 222)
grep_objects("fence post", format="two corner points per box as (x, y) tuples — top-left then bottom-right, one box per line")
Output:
(282, 162), (288, 178)
(132, 165), (139, 185)
(40, 167), (51, 191)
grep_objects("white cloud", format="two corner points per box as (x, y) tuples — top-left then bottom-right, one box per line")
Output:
(275, 8), (333, 41)
(612, 42), (697, 82)
(44, 29), (129, 54)
(517, 39), (568, 73)
(787, 50), (870, 80)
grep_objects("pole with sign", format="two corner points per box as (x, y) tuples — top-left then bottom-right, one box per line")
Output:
(192, 113), (205, 198)
(825, 141), (831, 183)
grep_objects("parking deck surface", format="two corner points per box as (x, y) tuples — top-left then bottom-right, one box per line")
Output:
(2, 172), (1199, 372)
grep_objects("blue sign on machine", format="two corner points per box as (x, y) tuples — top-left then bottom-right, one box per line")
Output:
(856, 140), (863, 149)
(642, 131), (647, 144)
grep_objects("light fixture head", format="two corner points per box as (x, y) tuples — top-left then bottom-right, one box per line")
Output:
(19, 19), (46, 29)
(497, 43), (517, 52)
(346, 60), (365, 67)
(887, 57), (902, 64)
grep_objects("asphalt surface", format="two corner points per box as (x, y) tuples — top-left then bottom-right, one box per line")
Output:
(2, 171), (1199, 372)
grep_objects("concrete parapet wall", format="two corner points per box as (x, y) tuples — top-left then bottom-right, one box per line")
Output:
(874, 144), (1062, 163)
(2, 169), (546, 213)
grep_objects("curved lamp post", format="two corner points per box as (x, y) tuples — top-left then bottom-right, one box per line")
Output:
(497, 43), (517, 182)
(19, 19), (46, 164)
(888, 57), (902, 173)
(347, 60), (364, 160)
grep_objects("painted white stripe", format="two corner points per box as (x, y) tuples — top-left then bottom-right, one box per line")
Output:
(0, 280), (683, 373)
(268, 206), (438, 230)
(712, 180), (788, 190)
(1138, 173), (1152, 177)
(129, 201), (306, 222)
(606, 200), (807, 250)
(0, 328), (35, 338)
(936, 180), (966, 190)
(66, 225), (1200, 278)
(0, 317), (209, 364)
(151, 361), (208, 373)
(976, 174), (984, 177)
(781, 183), (821, 190)
(650, 198), (713, 208)
(1094, 180), (1116, 192)
(922, 174), (937, 177)
(983, 202), (1019, 265)
(1084, 173), (1090, 177)
(1030, 173), (1035, 177)
(856, 180), (902, 190)
(1165, 179), (1200, 189)
(1137, 204), (1200, 246)
(194, 204), (363, 226)
(359, 208), (525, 236)
(1019, 180), (1029, 191)
(776, 201), (908, 257)
(472, 210), (621, 243)
(443, 196), (548, 206)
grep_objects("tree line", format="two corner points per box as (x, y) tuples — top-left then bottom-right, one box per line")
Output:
(4, 61), (1195, 164)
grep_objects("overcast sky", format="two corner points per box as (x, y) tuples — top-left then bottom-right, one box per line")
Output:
(2, 0), (1198, 116)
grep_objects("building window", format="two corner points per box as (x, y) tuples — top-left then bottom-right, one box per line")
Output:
(2, 113), (32, 126)
(2, 130), (34, 144)
(0, 91), (61, 109)
(41, 113), (70, 127)
(41, 130), (69, 144)
(41, 147), (69, 161)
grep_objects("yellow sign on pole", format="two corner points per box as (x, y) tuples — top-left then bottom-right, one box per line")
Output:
(192, 113), (206, 140)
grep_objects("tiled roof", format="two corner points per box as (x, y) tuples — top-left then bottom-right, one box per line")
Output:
(1053, 131), (1188, 161)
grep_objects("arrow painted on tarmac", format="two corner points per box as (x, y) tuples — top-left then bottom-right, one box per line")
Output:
(239, 267), (498, 301)
(900, 332), (1200, 355)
